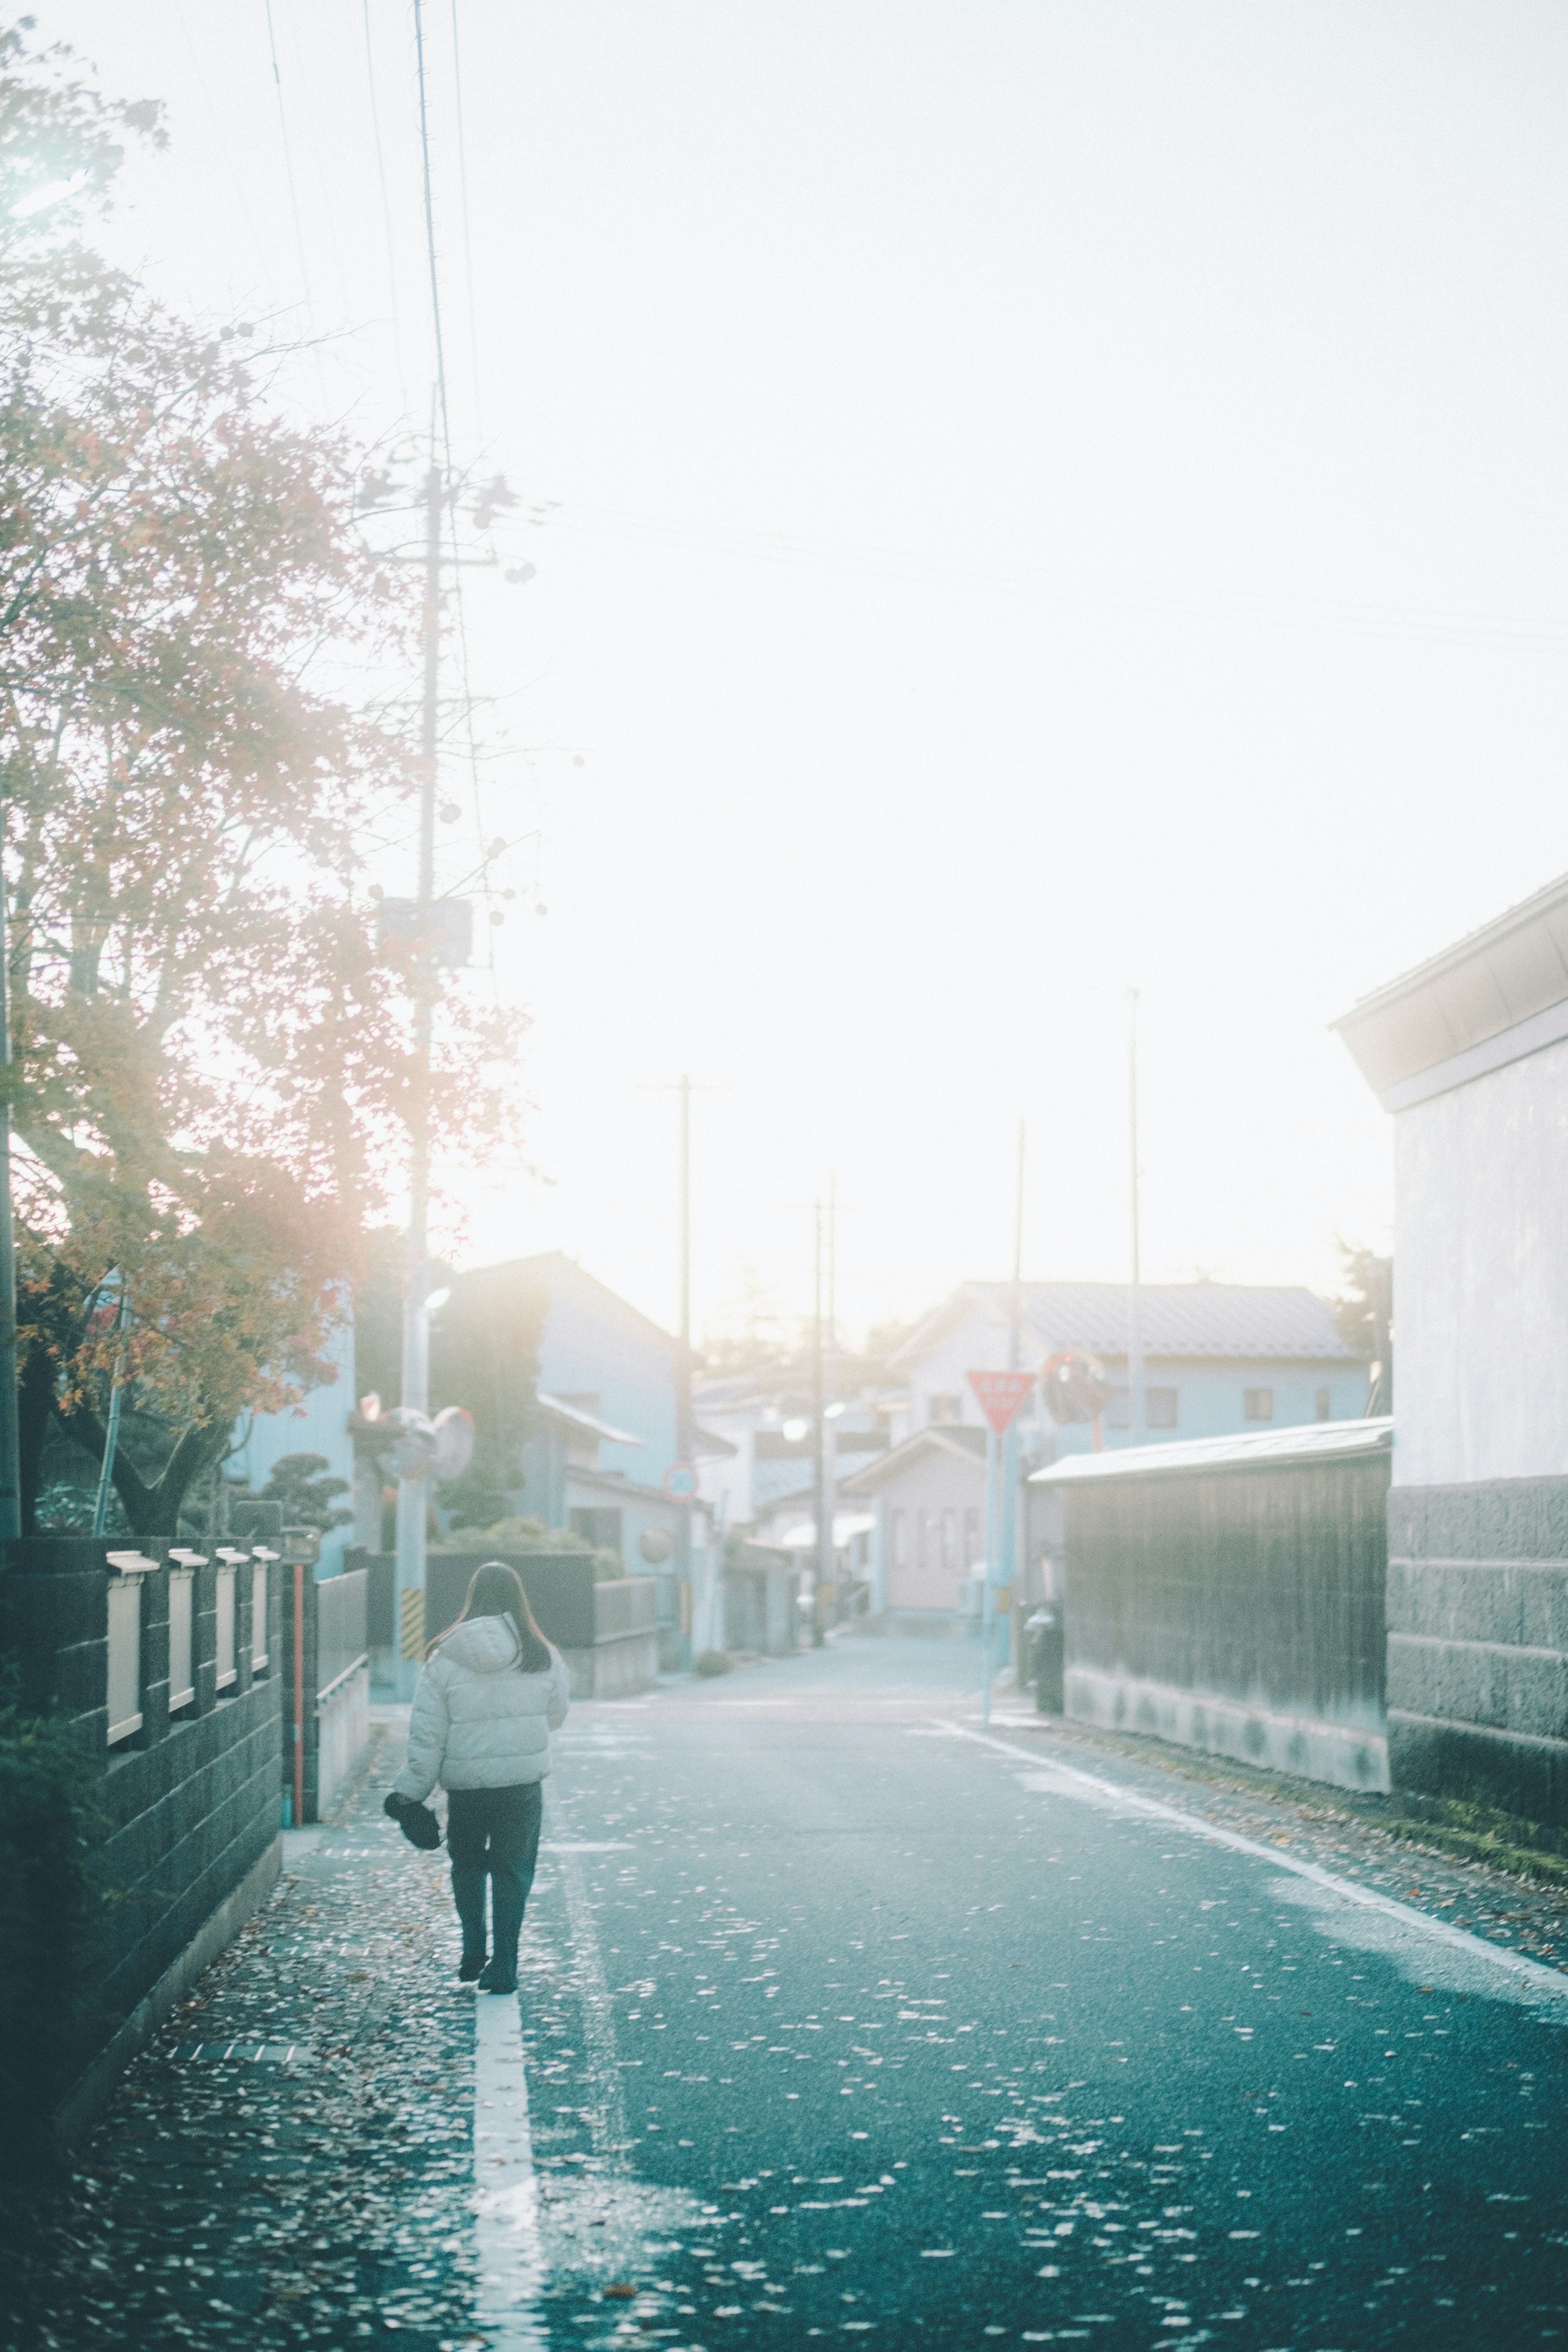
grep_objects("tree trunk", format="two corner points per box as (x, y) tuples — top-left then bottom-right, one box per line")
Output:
(18, 1340), (58, 1536)
(51, 1401), (231, 1541)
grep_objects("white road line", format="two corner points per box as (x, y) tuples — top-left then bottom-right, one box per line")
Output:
(561, 1849), (633, 2158)
(942, 1721), (1568, 2004)
(473, 1995), (546, 2349)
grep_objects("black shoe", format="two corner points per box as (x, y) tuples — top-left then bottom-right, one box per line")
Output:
(459, 1947), (487, 1982)
(477, 1958), (517, 1994)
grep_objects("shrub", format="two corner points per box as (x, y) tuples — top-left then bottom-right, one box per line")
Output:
(0, 1673), (115, 2176)
(433, 1517), (624, 1579)
(693, 1648), (734, 1678)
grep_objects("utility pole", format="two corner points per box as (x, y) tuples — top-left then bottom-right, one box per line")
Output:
(998, 1118), (1026, 1648)
(0, 882), (20, 1541)
(812, 1202), (831, 1628)
(1010, 1118), (1026, 1370)
(392, 455), (442, 1696)
(823, 1174), (838, 1605)
(982, 1119), (1028, 1711)
(1127, 989), (1144, 1449)
(675, 1070), (694, 1599)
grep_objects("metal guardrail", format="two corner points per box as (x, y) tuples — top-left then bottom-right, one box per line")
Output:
(316, 1568), (370, 1697)
(286, 1566), (370, 1825)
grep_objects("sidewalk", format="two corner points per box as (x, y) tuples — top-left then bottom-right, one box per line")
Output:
(6, 1718), (483, 2352)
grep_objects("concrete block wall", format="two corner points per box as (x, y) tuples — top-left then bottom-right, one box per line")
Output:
(0, 1538), (284, 2140)
(1387, 1479), (1568, 1823)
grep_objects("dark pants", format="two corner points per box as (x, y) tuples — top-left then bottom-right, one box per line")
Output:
(445, 1783), (543, 1972)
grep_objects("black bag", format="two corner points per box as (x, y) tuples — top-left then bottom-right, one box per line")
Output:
(384, 1791), (442, 1850)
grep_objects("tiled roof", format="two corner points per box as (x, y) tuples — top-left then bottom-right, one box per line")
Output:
(751, 1455), (817, 1510)
(838, 1424), (989, 1494)
(893, 1281), (1361, 1368)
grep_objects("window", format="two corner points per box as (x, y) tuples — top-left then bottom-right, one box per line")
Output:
(963, 1506), (982, 1567)
(1243, 1388), (1274, 1423)
(1315, 1387), (1332, 1422)
(927, 1393), (962, 1425)
(889, 1508), (909, 1570)
(1104, 1387), (1130, 1430)
(1145, 1388), (1178, 1429)
(940, 1508), (958, 1572)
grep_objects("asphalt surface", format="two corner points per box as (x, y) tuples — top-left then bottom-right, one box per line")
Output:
(11, 1634), (1568, 2352)
(526, 1637), (1568, 2349)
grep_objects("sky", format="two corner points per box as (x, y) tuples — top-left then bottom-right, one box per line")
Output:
(35, 1), (1568, 1345)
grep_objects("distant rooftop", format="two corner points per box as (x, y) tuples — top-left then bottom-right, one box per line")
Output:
(892, 1280), (1361, 1368)
(535, 1391), (642, 1448)
(1032, 1415), (1393, 1486)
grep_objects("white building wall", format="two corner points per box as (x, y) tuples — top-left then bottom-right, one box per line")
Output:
(1394, 1031), (1568, 1487)
(695, 1423), (754, 1524)
(902, 1314), (1015, 1428)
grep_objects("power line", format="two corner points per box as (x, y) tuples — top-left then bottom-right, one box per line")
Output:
(174, 0), (278, 302)
(544, 497), (1568, 657)
(411, 0), (454, 481)
(409, 3), (506, 987)
(450, 0), (485, 445)
(362, 0), (410, 418)
(262, 0), (316, 339)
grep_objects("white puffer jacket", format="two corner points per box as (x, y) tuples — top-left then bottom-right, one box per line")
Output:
(393, 1615), (571, 1800)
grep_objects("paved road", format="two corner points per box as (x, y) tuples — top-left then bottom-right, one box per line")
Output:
(11, 1635), (1568, 2352)
(519, 1636), (1568, 2349)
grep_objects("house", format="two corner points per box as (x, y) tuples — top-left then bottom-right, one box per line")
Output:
(836, 1278), (1370, 1635)
(888, 1280), (1370, 1456)
(837, 1425), (988, 1624)
(1335, 870), (1568, 1824)
(443, 1251), (715, 1658)
(692, 1374), (889, 1569)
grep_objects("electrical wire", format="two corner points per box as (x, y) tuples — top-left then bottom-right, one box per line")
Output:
(412, 0), (454, 483)
(262, 0), (316, 342)
(363, 0), (410, 419)
(412, 0), (506, 996)
(174, 0), (279, 302)
(450, 0), (485, 445)
(544, 497), (1568, 657)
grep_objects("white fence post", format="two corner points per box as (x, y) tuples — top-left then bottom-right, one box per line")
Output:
(250, 1547), (276, 1672)
(105, 1551), (158, 1746)
(166, 1549), (205, 1713)
(214, 1547), (245, 1691)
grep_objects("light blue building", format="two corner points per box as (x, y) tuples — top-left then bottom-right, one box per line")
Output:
(226, 1312), (356, 1574)
(890, 1280), (1370, 1458)
(444, 1250), (715, 1581)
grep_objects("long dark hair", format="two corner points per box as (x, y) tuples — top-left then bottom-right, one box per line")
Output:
(430, 1561), (552, 1673)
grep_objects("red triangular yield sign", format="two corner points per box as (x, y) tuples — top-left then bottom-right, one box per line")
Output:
(965, 1368), (1036, 1435)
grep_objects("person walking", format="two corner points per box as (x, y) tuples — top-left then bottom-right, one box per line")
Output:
(384, 1561), (570, 1994)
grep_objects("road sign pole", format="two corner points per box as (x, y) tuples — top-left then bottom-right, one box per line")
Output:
(965, 1368), (1038, 1729)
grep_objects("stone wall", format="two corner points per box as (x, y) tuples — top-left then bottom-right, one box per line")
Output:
(1387, 1479), (1568, 1824)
